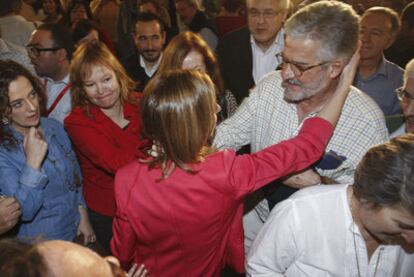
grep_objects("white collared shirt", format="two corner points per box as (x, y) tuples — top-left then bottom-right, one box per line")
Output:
(251, 29), (284, 84)
(44, 74), (72, 124)
(247, 184), (414, 277)
(139, 53), (163, 78)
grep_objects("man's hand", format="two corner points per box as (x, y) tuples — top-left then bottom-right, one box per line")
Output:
(282, 169), (321, 189)
(0, 196), (21, 234)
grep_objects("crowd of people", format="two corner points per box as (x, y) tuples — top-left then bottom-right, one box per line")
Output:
(0, 0), (414, 276)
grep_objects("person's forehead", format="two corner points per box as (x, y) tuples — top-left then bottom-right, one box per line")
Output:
(247, 0), (280, 9)
(31, 30), (54, 46)
(135, 21), (162, 34)
(284, 36), (322, 62)
(405, 78), (414, 92)
(361, 13), (393, 29)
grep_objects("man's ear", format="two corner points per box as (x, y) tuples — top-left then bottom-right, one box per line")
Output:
(328, 60), (348, 79)
(56, 48), (69, 62)
(161, 31), (166, 45)
(385, 34), (397, 50)
(281, 9), (289, 23)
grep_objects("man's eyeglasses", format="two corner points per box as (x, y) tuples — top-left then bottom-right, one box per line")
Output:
(26, 45), (61, 57)
(276, 53), (331, 77)
(396, 87), (414, 102)
(248, 9), (282, 20)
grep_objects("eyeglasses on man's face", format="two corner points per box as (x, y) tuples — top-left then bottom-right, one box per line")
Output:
(247, 8), (282, 20)
(276, 53), (331, 77)
(396, 87), (414, 103)
(26, 45), (61, 58)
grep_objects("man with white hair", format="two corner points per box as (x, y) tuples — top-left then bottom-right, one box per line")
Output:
(391, 58), (414, 137)
(214, 1), (388, 252)
(217, 0), (289, 103)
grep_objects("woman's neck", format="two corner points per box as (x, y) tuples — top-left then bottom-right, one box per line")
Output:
(100, 100), (129, 128)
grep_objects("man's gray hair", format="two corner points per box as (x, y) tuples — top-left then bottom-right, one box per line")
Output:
(246, 0), (290, 11)
(176, 0), (200, 8)
(362, 7), (401, 37)
(404, 59), (414, 85)
(284, 1), (359, 61)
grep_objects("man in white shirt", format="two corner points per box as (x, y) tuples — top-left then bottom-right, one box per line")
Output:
(27, 23), (74, 123)
(214, 1), (389, 253)
(392, 58), (414, 137)
(0, 27), (35, 75)
(123, 12), (166, 92)
(217, 0), (289, 103)
(0, 0), (36, 47)
(247, 134), (414, 277)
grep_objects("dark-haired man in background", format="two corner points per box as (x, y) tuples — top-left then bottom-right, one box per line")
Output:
(27, 24), (74, 123)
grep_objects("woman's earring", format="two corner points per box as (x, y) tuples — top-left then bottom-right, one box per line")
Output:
(2, 117), (9, 125)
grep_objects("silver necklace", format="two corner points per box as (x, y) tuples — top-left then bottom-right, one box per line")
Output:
(349, 193), (382, 277)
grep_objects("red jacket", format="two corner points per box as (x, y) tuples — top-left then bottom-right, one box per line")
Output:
(64, 100), (147, 216)
(110, 118), (333, 276)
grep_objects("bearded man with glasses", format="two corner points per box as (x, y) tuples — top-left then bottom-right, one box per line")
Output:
(391, 58), (414, 137)
(27, 23), (74, 123)
(214, 1), (389, 253)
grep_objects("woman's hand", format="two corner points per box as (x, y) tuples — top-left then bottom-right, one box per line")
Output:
(0, 196), (21, 234)
(77, 206), (96, 245)
(24, 127), (48, 170)
(127, 264), (148, 277)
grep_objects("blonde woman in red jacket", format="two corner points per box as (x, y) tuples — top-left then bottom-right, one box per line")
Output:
(111, 49), (358, 276)
(65, 41), (148, 254)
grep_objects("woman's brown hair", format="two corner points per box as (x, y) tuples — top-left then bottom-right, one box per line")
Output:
(141, 69), (217, 178)
(70, 40), (136, 114)
(0, 60), (47, 148)
(157, 31), (224, 94)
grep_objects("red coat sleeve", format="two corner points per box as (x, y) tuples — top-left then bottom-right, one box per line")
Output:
(228, 117), (334, 198)
(110, 163), (139, 269)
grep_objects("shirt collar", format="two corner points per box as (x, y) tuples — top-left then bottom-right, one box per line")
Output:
(44, 74), (70, 85)
(375, 55), (387, 77)
(250, 28), (284, 53)
(139, 53), (163, 76)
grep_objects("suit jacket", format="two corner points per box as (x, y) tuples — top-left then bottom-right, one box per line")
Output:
(217, 27), (254, 104)
(122, 52), (152, 92)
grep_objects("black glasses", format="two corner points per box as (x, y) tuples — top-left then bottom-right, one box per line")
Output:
(26, 45), (61, 57)
(396, 87), (414, 102)
(276, 53), (331, 77)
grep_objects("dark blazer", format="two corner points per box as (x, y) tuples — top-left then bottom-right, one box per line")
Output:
(217, 27), (255, 104)
(122, 52), (153, 92)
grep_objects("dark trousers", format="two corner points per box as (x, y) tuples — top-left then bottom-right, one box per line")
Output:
(88, 208), (113, 255)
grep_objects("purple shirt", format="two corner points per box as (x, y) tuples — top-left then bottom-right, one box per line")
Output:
(354, 56), (403, 116)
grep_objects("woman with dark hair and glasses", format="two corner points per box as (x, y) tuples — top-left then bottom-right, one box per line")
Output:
(0, 60), (95, 244)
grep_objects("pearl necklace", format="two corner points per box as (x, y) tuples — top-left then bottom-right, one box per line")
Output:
(349, 193), (383, 277)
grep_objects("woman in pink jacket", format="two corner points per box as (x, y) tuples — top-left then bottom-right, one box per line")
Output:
(111, 52), (357, 276)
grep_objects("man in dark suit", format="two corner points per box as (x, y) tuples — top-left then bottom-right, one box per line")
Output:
(217, 0), (289, 104)
(123, 13), (166, 92)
